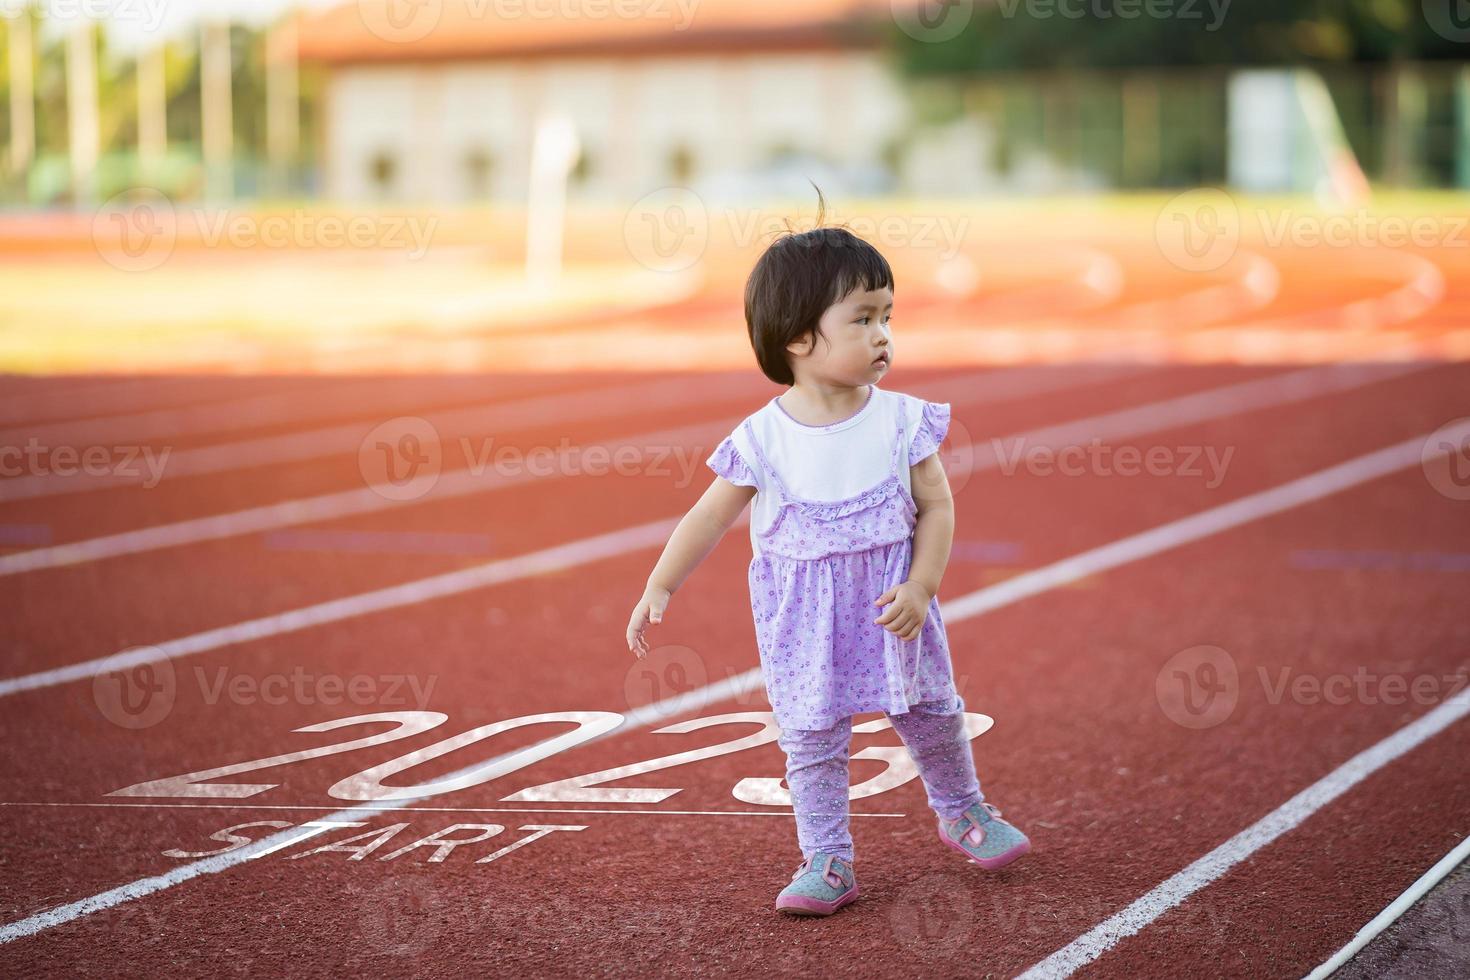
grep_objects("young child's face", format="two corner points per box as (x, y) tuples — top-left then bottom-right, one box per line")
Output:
(787, 285), (894, 387)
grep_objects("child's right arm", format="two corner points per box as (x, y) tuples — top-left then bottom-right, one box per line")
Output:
(625, 476), (757, 658)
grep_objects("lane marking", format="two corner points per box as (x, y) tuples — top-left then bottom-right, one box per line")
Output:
(0, 518), (680, 696)
(1302, 835), (1470, 980)
(1244, 252), (1444, 333)
(947, 412), (1470, 621)
(966, 362), (1421, 471)
(1181, 253), (1446, 363)
(966, 246), (1126, 319)
(3, 417), (1466, 941)
(0, 801), (904, 818)
(1016, 690), (1470, 980)
(1085, 251), (1279, 331)
(0, 363), (1147, 573)
(0, 660), (764, 943)
(0, 376), (410, 455)
(0, 363), (1433, 692)
(957, 249), (1276, 338)
(0, 376), (245, 429)
(0, 372), (756, 502)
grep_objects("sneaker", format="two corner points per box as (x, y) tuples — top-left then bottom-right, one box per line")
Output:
(938, 801), (1031, 869)
(774, 853), (859, 916)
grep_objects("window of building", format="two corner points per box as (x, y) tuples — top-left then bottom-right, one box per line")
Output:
(766, 141), (801, 166)
(464, 147), (496, 199)
(667, 144), (696, 183)
(368, 149), (399, 198)
(569, 149), (596, 187)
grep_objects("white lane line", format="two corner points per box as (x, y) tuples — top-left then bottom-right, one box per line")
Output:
(983, 250), (1276, 331)
(1016, 690), (1470, 980)
(0, 662), (766, 944)
(0, 377), (239, 428)
(0, 363), (1147, 574)
(1250, 252), (1444, 333)
(2, 419), (1465, 943)
(0, 372), (758, 501)
(969, 247), (1125, 319)
(0, 801), (905, 819)
(4, 363), (1104, 502)
(1101, 251), (1280, 331)
(1, 376), (408, 452)
(948, 411), (1470, 621)
(968, 362), (1423, 473)
(0, 518), (679, 696)
(909, 249), (1283, 363)
(1303, 835), (1470, 980)
(0, 362), (1418, 696)
(1182, 252), (1446, 363)
(0, 363), (1430, 694)
(0, 375), (694, 506)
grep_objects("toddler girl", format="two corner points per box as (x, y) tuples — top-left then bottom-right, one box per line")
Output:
(625, 217), (1029, 916)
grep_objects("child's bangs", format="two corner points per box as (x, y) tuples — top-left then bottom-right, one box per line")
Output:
(811, 229), (887, 308)
(822, 234), (895, 307)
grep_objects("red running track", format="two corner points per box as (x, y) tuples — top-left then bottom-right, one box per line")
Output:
(0, 356), (1467, 977)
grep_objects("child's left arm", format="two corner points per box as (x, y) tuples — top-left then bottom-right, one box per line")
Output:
(873, 453), (954, 641)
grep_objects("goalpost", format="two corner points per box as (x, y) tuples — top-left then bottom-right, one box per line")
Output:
(524, 113), (581, 289)
(1227, 67), (1371, 208)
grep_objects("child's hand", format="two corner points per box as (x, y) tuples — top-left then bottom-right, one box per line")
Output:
(626, 586), (671, 658)
(873, 581), (931, 642)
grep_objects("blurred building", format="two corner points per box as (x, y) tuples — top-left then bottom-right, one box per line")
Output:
(296, 0), (909, 205)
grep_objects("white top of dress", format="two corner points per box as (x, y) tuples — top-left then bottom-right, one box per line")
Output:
(705, 384), (952, 557)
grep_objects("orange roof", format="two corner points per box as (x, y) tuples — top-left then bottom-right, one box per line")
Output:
(295, 0), (896, 65)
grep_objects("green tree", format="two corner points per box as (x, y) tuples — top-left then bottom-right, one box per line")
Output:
(893, 0), (1465, 75)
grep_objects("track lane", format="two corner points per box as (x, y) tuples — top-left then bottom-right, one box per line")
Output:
(1060, 721), (1470, 979)
(1, 363), (1244, 675)
(0, 360), (1452, 687)
(1, 410), (1466, 975)
(0, 359), (1464, 963)
(0, 373), (618, 480)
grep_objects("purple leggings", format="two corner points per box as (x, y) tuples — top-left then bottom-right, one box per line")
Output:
(777, 695), (984, 863)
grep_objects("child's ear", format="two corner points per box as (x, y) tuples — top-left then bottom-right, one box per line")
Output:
(785, 330), (815, 358)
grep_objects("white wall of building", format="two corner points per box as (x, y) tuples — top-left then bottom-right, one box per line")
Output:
(322, 50), (909, 204)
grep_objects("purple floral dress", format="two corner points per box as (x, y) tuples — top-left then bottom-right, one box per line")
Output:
(706, 396), (960, 731)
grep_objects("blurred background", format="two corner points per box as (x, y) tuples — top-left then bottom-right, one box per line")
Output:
(1, 0), (1468, 372)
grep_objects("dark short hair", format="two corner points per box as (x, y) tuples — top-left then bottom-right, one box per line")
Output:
(743, 193), (894, 387)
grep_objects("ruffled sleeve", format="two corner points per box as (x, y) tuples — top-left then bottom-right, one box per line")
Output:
(907, 399), (951, 466)
(706, 433), (760, 489)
